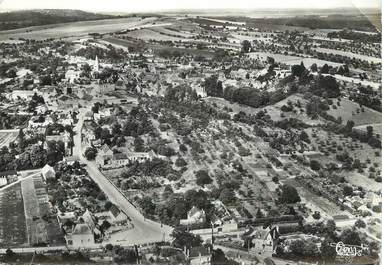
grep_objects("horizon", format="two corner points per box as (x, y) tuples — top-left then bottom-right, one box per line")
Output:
(0, 0), (380, 13)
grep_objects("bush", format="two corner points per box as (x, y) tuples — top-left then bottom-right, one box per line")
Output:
(84, 147), (97, 160)
(195, 170), (212, 186)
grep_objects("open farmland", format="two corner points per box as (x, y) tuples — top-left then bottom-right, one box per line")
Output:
(0, 17), (160, 41)
(122, 28), (190, 42)
(249, 52), (343, 67)
(0, 183), (27, 248)
(102, 36), (215, 58)
(326, 98), (382, 126)
(314, 47), (382, 64)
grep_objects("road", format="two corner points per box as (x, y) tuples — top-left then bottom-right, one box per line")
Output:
(73, 107), (173, 246)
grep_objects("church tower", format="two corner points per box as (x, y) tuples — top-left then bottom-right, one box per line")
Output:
(94, 56), (99, 72)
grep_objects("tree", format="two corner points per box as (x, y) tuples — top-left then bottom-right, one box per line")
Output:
(291, 62), (306, 77)
(340, 229), (361, 246)
(175, 157), (187, 167)
(241, 40), (251, 53)
(310, 63), (318, 72)
(310, 160), (321, 171)
(325, 219), (337, 235)
(354, 219), (366, 229)
(219, 188), (235, 204)
(366, 125), (373, 138)
(84, 147), (97, 160)
(312, 211), (321, 220)
(195, 170), (212, 186)
(256, 208), (263, 218)
(279, 185), (300, 204)
(105, 243), (113, 251)
(171, 228), (202, 248)
(320, 238), (337, 258)
(343, 185), (353, 196)
(320, 63), (330, 74)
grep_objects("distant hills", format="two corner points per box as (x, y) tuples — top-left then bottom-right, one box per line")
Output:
(0, 9), (121, 31)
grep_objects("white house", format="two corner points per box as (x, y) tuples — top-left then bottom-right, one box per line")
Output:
(180, 206), (206, 226)
(41, 164), (56, 182)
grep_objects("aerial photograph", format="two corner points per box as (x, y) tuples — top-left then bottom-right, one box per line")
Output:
(0, 0), (380, 264)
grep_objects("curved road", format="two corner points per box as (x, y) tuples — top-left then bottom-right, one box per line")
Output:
(73, 107), (173, 246)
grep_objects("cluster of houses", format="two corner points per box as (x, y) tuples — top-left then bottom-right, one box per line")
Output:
(40, 163), (133, 248)
(60, 206), (133, 248)
(95, 144), (157, 169)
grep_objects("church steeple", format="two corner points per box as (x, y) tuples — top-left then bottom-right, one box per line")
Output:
(94, 56), (99, 72)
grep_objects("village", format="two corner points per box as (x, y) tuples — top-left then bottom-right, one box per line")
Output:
(0, 9), (381, 265)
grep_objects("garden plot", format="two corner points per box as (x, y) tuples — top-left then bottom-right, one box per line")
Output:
(0, 183), (27, 248)
(21, 177), (48, 245)
(20, 175), (64, 246)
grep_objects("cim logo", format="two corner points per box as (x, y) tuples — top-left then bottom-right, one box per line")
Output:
(331, 241), (369, 257)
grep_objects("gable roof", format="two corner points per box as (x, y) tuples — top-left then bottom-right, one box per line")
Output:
(41, 164), (55, 175)
(72, 223), (93, 235)
(81, 210), (95, 230)
(113, 153), (128, 160)
(99, 144), (112, 155)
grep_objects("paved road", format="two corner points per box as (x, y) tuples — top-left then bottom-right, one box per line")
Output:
(73, 107), (173, 245)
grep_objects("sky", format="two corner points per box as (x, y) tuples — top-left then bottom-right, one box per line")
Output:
(0, 0), (379, 13)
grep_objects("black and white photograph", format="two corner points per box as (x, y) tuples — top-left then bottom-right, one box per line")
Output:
(0, 0), (380, 264)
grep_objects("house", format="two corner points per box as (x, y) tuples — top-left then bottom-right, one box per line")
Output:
(185, 246), (211, 265)
(112, 153), (130, 167)
(95, 144), (114, 167)
(7, 90), (39, 101)
(211, 200), (238, 233)
(95, 205), (131, 226)
(57, 211), (77, 225)
(65, 69), (81, 83)
(41, 164), (55, 182)
(67, 223), (95, 248)
(0, 176), (7, 187)
(0, 170), (14, 187)
(180, 206), (206, 226)
(84, 111), (94, 121)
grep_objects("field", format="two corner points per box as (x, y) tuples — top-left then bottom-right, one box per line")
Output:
(21, 176), (65, 246)
(326, 98), (382, 126)
(103, 37), (215, 58)
(122, 28), (190, 42)
(314, 47), (382, 64)
(249, 52), (343, 68)
(0, 183), (28, 248)
(0, 130), (19, 148)
(345, 172), (382, 192)
(354, 123), (382, 136)
(0, 17), (160, 41)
